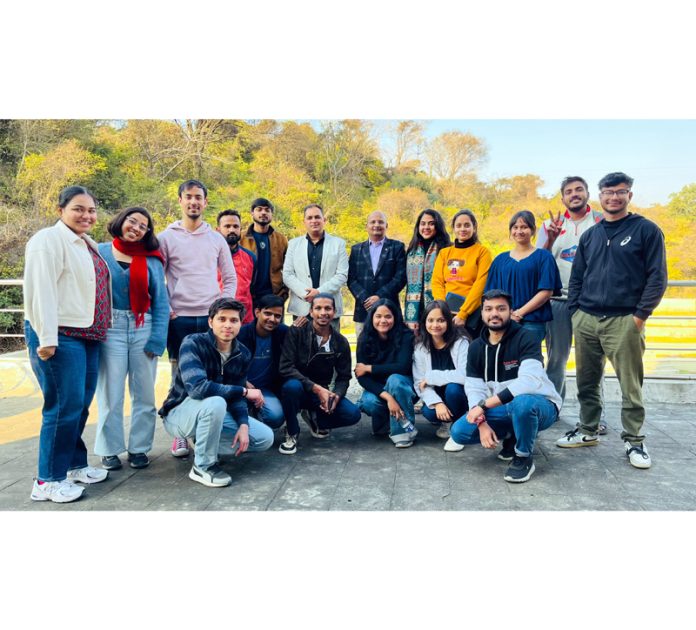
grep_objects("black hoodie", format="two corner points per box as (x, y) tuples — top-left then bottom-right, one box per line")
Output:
(567, 213), (667, 320)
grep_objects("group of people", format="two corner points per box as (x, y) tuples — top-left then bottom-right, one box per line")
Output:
(22, 171), (668, 502)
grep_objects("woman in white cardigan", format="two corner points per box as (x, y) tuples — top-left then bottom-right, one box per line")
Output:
(24, 185), (111, 503)
(412, 300), (469, 440)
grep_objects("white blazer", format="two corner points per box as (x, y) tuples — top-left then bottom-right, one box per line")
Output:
(412, 337), (469, 407)
(282, 232), (349, 316)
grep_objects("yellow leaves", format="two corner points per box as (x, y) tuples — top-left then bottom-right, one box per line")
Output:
(16, 139), (106, 214)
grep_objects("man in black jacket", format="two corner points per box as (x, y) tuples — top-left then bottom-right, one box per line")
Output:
(557, 172), (668, 470)
(236, 294), (289, 430)
(277, 294), (361, 454)
(347, 211), (407, 338)
(159, 298), (274, 487)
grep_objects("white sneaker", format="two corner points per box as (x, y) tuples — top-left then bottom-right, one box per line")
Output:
(279, 432), (298, 455)
(66, 466), (109, 484)
(555, 428), (599, 448)
(443, 437), (464, 452)
(625, 442), (651, 469)
(30, 479), (84, 503)
(436, 423), (451, 439)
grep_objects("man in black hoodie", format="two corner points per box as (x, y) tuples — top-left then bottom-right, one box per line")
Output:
(557, 172), (667, 470)
(449, 290), (561, 483)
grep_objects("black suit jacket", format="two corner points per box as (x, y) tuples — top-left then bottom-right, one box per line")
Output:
(347, 237), (407, 323)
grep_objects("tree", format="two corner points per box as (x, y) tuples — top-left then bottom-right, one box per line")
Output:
(315, 120), (382, 206)
(668, 182), (696, 218)
(425, 130), (487, 182)
(16, 139), (107, 213)
(389, 120), (425, 171)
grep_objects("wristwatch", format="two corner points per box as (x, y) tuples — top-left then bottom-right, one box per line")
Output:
(477, 399), (488, 412)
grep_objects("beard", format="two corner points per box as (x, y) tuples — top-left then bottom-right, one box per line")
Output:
(486, 318), (511, 331)
(225, 233), (240, 247)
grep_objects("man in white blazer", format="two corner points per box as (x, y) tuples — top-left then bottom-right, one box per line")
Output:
(282, 204), (348, 332)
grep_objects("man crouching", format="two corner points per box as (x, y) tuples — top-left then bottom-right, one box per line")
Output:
(448, 290), (561, 483)
(159, 298), (274, 487)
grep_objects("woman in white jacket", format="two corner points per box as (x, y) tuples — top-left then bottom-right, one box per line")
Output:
(24, 186), (111, 503)
(413, 300), (469, 440)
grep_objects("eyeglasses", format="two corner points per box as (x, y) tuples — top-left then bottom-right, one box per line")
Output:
(125, 216), (150, 232)
(600, 190), (631, 198)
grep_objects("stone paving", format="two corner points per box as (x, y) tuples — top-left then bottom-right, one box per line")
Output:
(1, 398), (695, 511)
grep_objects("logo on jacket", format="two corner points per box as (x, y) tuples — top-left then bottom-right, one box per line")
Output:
(620, 236), (631, 246)
(503, 360), (519, 371)
(559, 245), (577, 262)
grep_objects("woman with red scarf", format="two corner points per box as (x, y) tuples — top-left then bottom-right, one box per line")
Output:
(95, 207), (169, 471)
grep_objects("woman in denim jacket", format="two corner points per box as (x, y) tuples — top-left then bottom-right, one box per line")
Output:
(95, 207), (169, 471)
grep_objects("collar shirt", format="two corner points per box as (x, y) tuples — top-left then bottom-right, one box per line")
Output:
(306, 233), (325, 289)
(369, 238), (386, 274)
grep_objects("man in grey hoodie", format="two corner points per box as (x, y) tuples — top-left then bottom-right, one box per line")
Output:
(158, 179), (237, 457)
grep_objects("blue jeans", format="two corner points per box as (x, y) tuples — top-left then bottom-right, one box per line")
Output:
(95, 310), (158, 456)
(25, 321), (100, 482)
(421, 383), (468, 426)
(219, 402), (274, 455)
(521, 320), (547, 346)
(280, 378), (361, 436)
(358, 374), (416, 444)
(255, 388), (285, 429)
(166, 315), (209, 362)
(450, 394), (558, 457)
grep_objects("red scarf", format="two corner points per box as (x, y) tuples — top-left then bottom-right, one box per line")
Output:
(112, 238), (165, 327)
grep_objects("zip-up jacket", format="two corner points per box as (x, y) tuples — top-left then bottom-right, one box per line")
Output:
(159, 330), (250, 424)
(278, 323), (352, 398)
(237, 320), (289, 393)
(567, 213), (667, 320)
(465, 321), (562, 411)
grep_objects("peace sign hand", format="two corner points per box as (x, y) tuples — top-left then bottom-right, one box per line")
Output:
(546, 210), (563, 246)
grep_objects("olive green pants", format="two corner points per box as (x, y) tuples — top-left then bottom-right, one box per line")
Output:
(572, 310), (646, 444)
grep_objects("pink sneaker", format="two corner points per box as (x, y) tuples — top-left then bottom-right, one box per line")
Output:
(171, 437), (190, 457)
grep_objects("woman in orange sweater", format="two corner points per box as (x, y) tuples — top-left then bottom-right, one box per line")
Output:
(431, 209), (492, 337)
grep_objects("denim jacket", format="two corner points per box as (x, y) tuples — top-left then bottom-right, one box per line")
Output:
(98, 242), (169, 356)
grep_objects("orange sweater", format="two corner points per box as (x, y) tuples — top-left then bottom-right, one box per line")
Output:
(431, 243), (492, 318)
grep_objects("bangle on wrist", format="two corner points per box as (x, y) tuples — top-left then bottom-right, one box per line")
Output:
(474, 416), (486, 427)
(242, 387), (248, 398)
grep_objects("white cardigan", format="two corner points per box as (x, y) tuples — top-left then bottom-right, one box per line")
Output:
(282, 232), (349, 316)
(24, 220), (109, 347)
(412, 337), (469, 407)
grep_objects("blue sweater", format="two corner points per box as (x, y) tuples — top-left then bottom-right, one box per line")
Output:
(98, 242), (170, 355)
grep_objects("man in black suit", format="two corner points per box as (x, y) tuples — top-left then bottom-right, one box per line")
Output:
(348, 211), (407, 338)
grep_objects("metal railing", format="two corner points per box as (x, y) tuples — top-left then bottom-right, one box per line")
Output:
(2, 279), (696, 365)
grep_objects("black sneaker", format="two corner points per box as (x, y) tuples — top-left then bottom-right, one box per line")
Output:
(127, 452), (150, 469)
(301, 409), (330, 438)
(101, 455), (122, 470)
(497, 435), (516, 461)
(503, 455), (536, 483)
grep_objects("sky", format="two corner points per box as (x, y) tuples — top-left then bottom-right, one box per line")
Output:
(367, 119), (696, 207)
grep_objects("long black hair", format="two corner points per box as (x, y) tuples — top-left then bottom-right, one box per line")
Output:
(406, 208), (451, 254)
(357, 298), (410, 362)
(418, 300), (460, 353)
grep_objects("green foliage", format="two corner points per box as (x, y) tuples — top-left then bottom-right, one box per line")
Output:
(0, 119), (693, 289)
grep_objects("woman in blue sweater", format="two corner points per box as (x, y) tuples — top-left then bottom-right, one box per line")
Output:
(95, 207), (169, 470)
(484, 210), (562, 345)
(355, 299), (417, 448)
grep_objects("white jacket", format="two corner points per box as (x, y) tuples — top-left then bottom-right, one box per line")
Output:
(282, 232), (349, 316)
(412, 337), (469, 408)
(24, 220), (111, 347)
